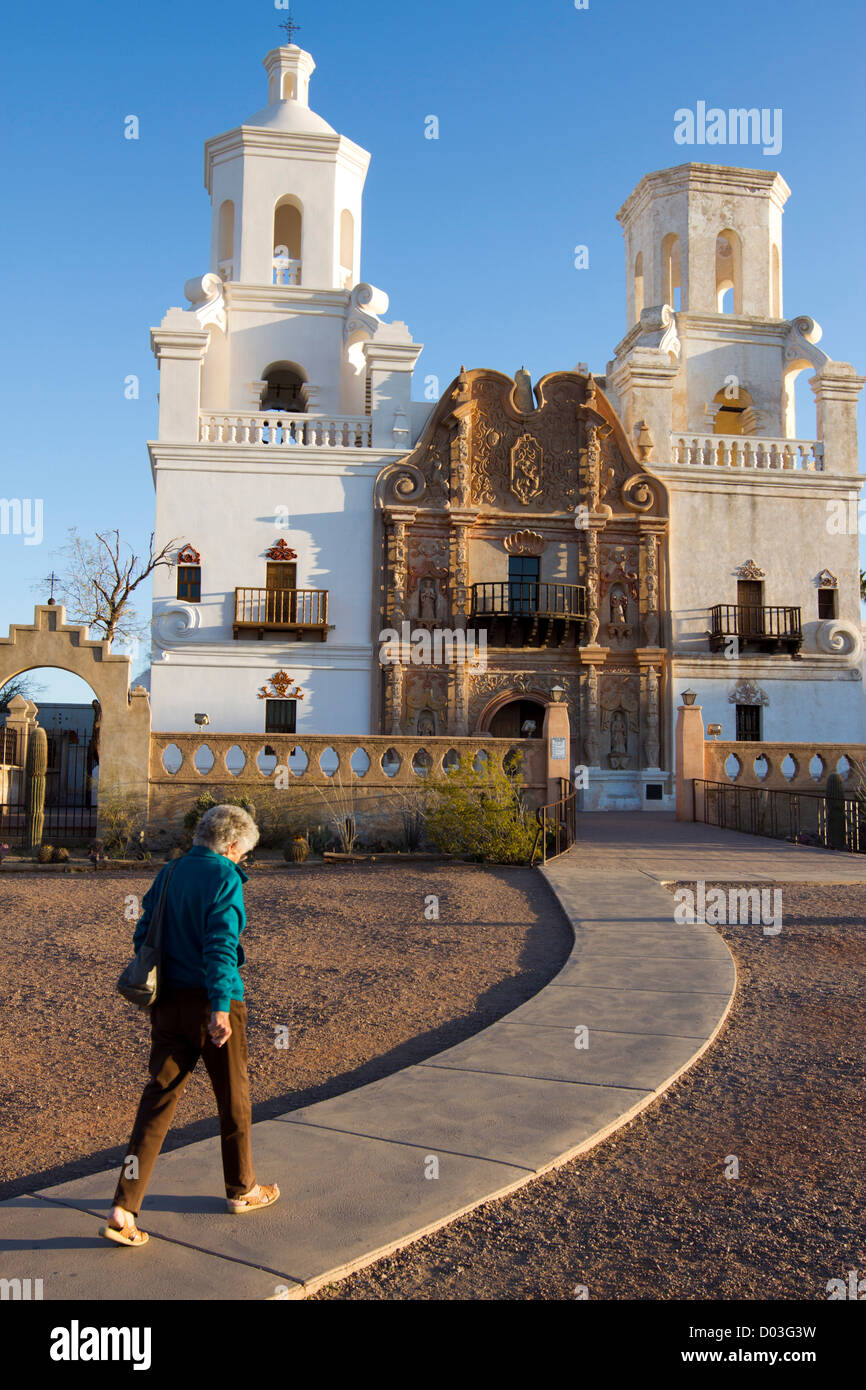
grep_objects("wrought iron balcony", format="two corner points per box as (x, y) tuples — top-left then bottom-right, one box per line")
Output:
(234, 589), (330, 641)
(471, 582), (587, 648)
(709, 604), (802, 655)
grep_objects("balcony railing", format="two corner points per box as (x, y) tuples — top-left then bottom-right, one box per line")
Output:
(471, 582), (587, 648)
(671, 434), (824, 472)
(234, 588), (330, 641)
(709, 604), (803, 655)
(272, 252), (302, 286)
(200, 413), (373, 448)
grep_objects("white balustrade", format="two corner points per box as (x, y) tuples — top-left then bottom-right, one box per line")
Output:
(199, 412), (373, 449)
(670, 433), (824, 472)
(272, 253), (302, 287)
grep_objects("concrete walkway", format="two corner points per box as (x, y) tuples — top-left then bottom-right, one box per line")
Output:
(2, 815), (862, 1300)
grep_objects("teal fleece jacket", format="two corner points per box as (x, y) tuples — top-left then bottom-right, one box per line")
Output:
(133, 847), (249, 1013)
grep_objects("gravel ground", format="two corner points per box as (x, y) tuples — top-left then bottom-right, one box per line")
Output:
(0, 863), (569, 1202)
(311, 882), (866, 1301)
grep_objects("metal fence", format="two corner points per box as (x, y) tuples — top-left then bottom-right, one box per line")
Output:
(532, 783), (578, 864)
(694, 779), (866, 854)
(0, 726), (18, 765)
(0, 740), (96, 847)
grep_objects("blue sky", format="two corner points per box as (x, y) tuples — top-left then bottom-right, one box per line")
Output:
(1, 0), (864, 700)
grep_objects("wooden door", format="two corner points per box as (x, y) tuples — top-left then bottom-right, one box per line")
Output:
(267, 563), (297, 624)
(737, 580), (764, 637)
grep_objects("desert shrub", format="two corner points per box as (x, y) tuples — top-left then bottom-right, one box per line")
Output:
(183, 791), (258, 840)
(101, 797), (146, 859)
(424, 753), (537, 864)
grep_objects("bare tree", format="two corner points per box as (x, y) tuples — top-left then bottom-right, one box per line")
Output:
(49, 529), (179, 646)
(0, 674), (47, 712)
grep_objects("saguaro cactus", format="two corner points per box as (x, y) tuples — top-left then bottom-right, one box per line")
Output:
(24, 726), (48, 851)
(825, 772), (847, 852)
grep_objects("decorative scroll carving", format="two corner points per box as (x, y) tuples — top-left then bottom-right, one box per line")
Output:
(817, 569), (838, 588)
(816, 620), (862, 659)
(258, 672), (305, 701)
(736, 560), (766, 581)
(785, 315), (830, 372)
(376, 462), (427, 509)
(729, 681), (769, 707)
(621, 474), (658, 513)
(184, 272), (226, 333)
(177, 544), (201, 565)
(152, 603), (201, 647)
(266, 539), (298, 562)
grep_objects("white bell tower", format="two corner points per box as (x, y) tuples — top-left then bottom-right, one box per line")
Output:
(205, 44), (369, 291)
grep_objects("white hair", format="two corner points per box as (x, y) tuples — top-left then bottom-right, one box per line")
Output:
(194, 804), (260, 857)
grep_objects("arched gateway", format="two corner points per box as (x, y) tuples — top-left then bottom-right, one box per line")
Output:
(0, 606), (151, 835)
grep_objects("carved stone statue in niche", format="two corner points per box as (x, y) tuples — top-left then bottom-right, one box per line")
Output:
(407, 539), (450, 624)
(407, 575), (449, 624)
(417, 708), (437, 736)
(609, 708), (629, 767)
(405, 670), (448, 735)
(610, 590), (628, 624)
(600, 673), (639, 770)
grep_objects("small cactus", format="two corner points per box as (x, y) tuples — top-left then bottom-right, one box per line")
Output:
(286, 834), (310, 864)
(52, 847), (69, 863)
(37, 844), (54, 864)
(24, 727), (48, 852)
(826, 772), (847, 851)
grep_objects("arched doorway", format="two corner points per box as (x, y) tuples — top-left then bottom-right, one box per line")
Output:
(485, 697), (546, 740)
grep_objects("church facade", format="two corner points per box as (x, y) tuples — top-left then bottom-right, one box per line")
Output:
(147, 42), (864, 810)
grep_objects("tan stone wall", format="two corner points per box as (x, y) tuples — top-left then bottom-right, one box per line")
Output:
(148, 733), (547, 842)
(702, 741), (865, 793)
(0, 606), (151, 828)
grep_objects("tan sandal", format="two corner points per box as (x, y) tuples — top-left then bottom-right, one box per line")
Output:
(226, 1182), (280, 1214)
(99, 1216), (149, 1248)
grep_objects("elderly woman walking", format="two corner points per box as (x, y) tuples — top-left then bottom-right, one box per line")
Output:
(101, 805), (279, 1247)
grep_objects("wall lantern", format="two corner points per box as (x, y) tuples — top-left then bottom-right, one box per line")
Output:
(195, 714), (210, 727)
(707, 724), (722, 739)
(550, 684), (566, 704)
(681, 690), (698, 707)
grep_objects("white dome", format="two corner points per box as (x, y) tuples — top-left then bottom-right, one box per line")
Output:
(244, 99), (336, 136)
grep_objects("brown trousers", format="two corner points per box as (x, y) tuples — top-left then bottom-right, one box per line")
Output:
(113, 987), (256, 1217)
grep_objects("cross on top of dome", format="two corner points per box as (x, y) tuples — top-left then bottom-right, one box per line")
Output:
(279, 11), (302, 45)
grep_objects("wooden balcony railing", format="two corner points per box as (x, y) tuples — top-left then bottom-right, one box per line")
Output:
(709, 604), (803, 654)
(234, 589), (330, 641)
(471, 583), (587, 648)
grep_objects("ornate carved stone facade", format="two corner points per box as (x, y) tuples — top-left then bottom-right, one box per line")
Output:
(375, 368), (670, 786)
